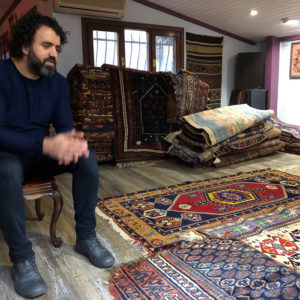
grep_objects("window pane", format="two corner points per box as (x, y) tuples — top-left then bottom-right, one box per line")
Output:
(93, 30), (118, 67)
(125, 29), (148, 70)
(155, 36), (175, 72)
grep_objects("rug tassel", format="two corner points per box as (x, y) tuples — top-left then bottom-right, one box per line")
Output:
(180, 229), (237, 246)
(180, 231), (207, 243)
(95, 207), (150, 258)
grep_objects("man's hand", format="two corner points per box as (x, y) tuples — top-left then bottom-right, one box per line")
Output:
(66, 129), (85, 139)
(43, 130), (89, 165)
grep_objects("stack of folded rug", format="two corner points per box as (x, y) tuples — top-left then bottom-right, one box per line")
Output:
(166, 104), (283, 167)
(268, 115), (300, 155)
(67, 64), (115, 162)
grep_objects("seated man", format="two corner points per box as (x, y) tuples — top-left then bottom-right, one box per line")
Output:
(0, 12), (115, 298)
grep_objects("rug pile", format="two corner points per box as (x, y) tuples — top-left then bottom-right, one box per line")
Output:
(110, 238), (300, 299)
(97, 169), (300, 299)
(269, 115), (300, 155)
(97, 169), (300, 255)
(165, 104), (283, 167)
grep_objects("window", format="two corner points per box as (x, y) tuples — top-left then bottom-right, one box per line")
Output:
(93, 31), (119, 67)
(155, 35), (175, 72)
(82, 18), (184, 72)
(125, 29), (148, 70)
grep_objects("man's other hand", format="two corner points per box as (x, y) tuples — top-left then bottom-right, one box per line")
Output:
(42, 131), (89, 165)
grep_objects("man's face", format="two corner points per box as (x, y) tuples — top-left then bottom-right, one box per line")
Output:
(24, 25), (61, 77)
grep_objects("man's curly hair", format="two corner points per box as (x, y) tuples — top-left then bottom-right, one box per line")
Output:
(8, 12), (68, 58)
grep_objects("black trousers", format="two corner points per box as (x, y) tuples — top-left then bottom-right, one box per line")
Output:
(0, 150), (99, 264)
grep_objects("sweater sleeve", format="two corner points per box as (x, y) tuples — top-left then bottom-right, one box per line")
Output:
(0, 90), (44, 153)
(52, 76), (74, 134)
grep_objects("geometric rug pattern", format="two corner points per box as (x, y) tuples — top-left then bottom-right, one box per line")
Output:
(243, 220), (300, 274)
(97, 169), (300, 255)
(110, 238), (300, 299)
(186, 32), (223, 109)
(109, 66), (173, 164)
(195, 198), (300, 240)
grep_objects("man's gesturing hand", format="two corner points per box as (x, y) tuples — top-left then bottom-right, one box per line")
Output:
(43, 131), (89, 165)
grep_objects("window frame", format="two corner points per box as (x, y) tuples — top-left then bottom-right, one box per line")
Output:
(81, 18), (184, 72)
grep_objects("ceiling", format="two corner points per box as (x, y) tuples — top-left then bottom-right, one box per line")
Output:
(2, 0), (300, 43)
(134, 0), (300, 43)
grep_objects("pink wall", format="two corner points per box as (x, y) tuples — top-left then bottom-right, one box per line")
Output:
(264, 36), (279, 113)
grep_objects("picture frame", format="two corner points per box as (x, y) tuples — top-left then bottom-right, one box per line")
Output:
(290, 42), (300, 79)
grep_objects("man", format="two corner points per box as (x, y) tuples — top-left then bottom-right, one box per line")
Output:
(0, 12), (115, 298)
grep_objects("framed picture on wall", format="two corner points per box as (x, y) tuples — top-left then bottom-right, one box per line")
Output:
(290, 42), (300, 79)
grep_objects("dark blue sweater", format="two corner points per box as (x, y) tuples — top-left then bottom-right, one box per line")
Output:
(0, 59), (74, 155)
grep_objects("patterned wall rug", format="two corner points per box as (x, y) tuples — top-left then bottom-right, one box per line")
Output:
(186, 32), (223, 109)
(170, 70), (209, 120)
(109, 66), (175, 164)
(67, 64), (115, 162)
(110, 238), (300, 299)
(97, 169), (300, 256)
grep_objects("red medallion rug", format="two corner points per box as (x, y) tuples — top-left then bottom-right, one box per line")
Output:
(96, 169), (300, 255)
(110, 238), (300, 299)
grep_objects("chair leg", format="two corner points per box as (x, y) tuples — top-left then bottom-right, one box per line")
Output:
(50, 186), (63, 248)
(35, 199), (44, 221)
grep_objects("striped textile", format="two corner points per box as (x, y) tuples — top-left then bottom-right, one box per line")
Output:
(67, 64), (115, 162)
(186, 32), (223, 109)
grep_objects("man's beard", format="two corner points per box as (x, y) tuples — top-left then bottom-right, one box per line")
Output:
(27, 47), (56, 78)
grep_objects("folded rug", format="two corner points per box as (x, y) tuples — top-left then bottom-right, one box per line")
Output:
(268, 116), (300, 155)
(165, 123), (278, 166)
(183, 104), (274, 146)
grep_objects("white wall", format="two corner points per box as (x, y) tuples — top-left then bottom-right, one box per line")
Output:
(52, 12), (83, 76)
(278, 41), (300, 125)
(53, 0), (262, 106)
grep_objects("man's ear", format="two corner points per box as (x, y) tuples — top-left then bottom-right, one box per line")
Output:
(22, 45), (29, 56)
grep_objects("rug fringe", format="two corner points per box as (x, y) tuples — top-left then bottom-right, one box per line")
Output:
(180, 230), (207, 243)
(95, 207), (150, 258)
(180, 229), (238, 246)
(116, 160), (163, 168)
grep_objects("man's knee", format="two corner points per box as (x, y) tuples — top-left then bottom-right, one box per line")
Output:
(0, 153), (23, 185)
(77, 150), (98, 177)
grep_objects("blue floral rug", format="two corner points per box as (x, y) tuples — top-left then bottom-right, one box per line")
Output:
(110, 238), (300, 299)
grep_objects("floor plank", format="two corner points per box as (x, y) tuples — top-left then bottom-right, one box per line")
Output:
(0, 152), (300, 299)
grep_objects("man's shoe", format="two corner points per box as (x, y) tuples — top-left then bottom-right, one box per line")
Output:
(75, 236), (115, 268)
(11, 257), (47, 298)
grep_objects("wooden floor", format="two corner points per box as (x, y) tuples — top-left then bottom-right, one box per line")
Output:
(1, 152), (300, 299)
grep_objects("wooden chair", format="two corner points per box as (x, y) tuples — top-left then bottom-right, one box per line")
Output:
(23, 177), (63, 248)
